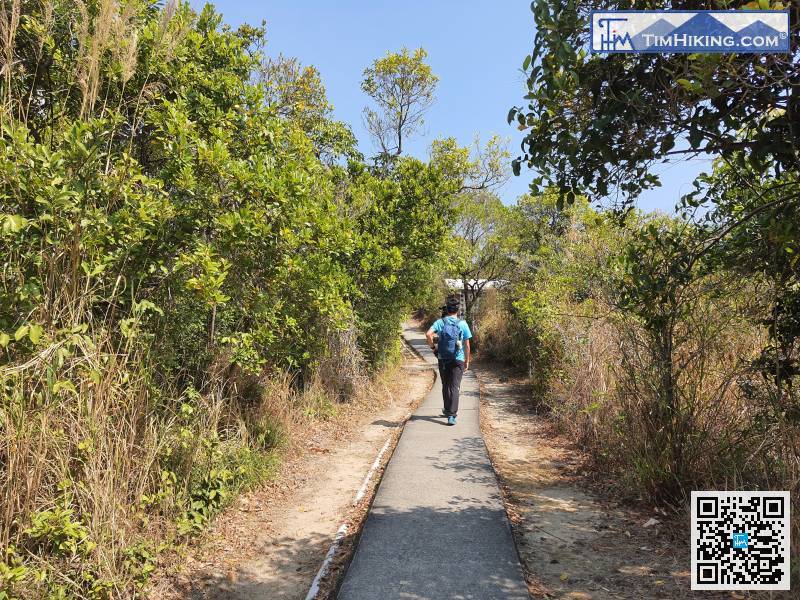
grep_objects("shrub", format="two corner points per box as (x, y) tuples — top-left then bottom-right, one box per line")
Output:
(0, 1), (458, 596)
(486, 194), (799, 541)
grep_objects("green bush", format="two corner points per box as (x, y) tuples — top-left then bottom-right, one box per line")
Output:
(0, 1), (460, 596)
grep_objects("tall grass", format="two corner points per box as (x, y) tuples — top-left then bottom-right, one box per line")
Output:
(0, 316), (353, 597)
(477, 281), (800, 488)
(475, 264), (800, 576)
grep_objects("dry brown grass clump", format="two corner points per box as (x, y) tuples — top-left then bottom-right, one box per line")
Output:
(475, 282), (800, 566)
(0, 321), (368, 597)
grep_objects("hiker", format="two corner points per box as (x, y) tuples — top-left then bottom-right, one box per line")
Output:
(426, 297), (472, 426)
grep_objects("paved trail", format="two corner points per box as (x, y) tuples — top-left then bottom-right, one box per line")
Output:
(337, 324), (529, 600)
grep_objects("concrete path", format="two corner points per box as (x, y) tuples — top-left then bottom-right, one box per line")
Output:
(337, 324), (529, 600)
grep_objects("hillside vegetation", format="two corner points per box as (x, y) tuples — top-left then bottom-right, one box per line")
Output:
(0, 1), (483, 597)
(2, 0), (799, 597)
(444, 0), (800, 583)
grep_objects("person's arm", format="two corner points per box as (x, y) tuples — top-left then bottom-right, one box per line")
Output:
(426, 327), (436, 350)
(464, 339), (471, 371)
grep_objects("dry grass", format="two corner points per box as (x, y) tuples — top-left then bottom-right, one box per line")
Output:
(470, 289), (531, 371)
(474, 286), (800, 574)
(0, 318), (384, 598)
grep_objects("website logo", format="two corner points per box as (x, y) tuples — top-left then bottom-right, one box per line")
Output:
(731, 532), (748, 549)
(590, 10), (790, 53)
(596, 17), (633, 51)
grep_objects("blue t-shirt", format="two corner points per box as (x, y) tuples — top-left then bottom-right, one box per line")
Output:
(431, 316), (472, 362)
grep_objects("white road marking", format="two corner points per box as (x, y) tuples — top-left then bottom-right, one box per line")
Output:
(353, 437), (391, 506)
(304, 435), (392, 599)
(304, 523), (348, 600)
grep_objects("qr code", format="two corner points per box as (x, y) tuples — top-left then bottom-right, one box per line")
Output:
(691, 491), (790, 590)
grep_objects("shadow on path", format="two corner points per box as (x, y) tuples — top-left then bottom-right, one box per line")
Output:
(169, 504), (526, 600)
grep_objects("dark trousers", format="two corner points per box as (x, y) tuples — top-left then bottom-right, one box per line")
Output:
(439, 359), (465, 416)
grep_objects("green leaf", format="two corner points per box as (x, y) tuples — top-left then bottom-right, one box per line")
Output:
(660, 133), (675, 154)
(28, 324), (43, 344)
(1, 214), (28, 235)
(14, 325), (29, 341)
(688, 127), (704, 149)
(52, 380), (77, 395)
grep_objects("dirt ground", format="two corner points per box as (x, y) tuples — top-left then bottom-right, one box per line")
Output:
(477, 360), (736, 600)
(150, 342), (434, 600)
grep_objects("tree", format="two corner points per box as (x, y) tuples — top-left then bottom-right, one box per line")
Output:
(361, 47), (438, 161)
(691, 161), (800, 406)
(509, 0), (799, 206)
(260, 54), (359, 163)
(448, 191), (514, 326)
(423, 136), (510, 324)
(344, 156), (460, 366)
(429, 135), (510, 193)
(508, 0), (800, 402)
(261, 54), (330, 123)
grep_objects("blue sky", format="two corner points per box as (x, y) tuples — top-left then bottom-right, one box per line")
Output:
(189, 1), (710, 213)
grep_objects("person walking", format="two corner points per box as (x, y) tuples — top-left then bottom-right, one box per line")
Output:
(426, 297), (472, 426)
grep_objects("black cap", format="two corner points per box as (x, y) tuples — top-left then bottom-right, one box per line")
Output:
(445, 297), (460, 313)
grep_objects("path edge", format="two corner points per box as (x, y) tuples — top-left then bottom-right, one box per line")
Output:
(311, 327), (437, 599)
(475, 366), (537, 598)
